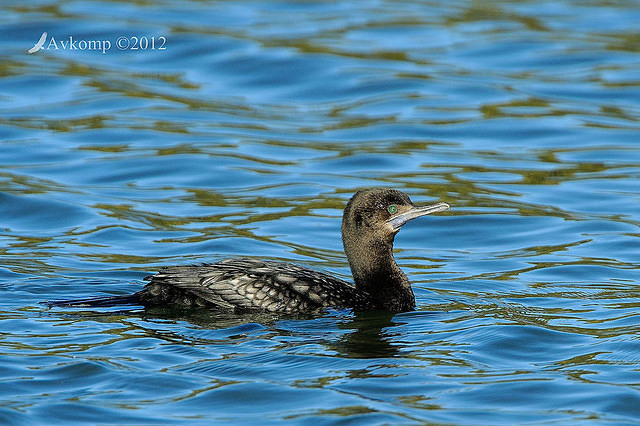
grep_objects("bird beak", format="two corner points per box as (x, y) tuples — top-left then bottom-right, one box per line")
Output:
(387, 202), (450, 232)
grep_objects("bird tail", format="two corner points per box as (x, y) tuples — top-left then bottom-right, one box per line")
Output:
(43, 294), (140, 308)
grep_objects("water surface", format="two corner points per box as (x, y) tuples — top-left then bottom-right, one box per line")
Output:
(1, 0), (640, 423)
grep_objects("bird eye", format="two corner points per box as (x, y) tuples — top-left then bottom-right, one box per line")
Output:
(388, 205), (398, 214)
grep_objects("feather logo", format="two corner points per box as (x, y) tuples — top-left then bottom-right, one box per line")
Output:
(28, 32), (47, 54)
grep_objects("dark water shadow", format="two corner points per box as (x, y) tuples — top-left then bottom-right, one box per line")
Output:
(40, 303), (403, 358)
(329, 310), (400, 358)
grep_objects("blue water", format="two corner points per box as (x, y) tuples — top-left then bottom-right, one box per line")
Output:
(2, 0), (640, 423)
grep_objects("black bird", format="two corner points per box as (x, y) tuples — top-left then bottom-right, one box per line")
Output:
(47, 188), (449, 313)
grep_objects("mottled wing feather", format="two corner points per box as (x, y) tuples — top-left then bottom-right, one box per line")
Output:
(142, 265), (236, 310)
(143, 258), (370, 313)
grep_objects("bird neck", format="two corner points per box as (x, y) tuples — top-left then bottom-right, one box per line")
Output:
(343, 237), (415, 312)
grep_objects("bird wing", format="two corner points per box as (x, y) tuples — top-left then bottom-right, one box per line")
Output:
(143, 258), (367, 312)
